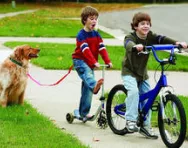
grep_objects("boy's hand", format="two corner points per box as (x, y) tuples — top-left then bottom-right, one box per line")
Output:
(176, 42), (188, 49)
(94, 62), (100, 68)
(133, 44), (144, 52)
(107, 63), (113, 68)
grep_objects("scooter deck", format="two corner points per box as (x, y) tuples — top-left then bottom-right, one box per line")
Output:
(74, 115), (95, 122)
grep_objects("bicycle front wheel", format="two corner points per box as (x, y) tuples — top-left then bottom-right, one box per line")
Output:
(158, 94), (186, 148)
(106, 84), (127, 135)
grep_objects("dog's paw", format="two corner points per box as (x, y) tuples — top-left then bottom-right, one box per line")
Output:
(0, 101), (7, 108)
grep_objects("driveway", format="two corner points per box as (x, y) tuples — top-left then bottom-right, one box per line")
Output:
(99, 4), (188, 42)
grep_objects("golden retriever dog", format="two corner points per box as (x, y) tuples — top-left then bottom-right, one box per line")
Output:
(0, 45), (40, 107)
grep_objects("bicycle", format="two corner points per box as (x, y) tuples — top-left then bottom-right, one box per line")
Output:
(106, 44), (187, 148)
(66, 64), (109, 129)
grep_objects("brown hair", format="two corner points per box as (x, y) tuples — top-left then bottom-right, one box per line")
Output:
(81, 6), (99, 25)
(131, 12), (151, 30)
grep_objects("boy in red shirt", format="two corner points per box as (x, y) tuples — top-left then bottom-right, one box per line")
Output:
(72, 6), (112, 121)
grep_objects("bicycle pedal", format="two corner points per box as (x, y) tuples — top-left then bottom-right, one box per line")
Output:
(151, 101), (159, 111)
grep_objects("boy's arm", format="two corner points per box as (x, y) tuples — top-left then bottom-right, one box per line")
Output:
(124, 35), (137, 66)
(98, 42), (111, 64)
(124, 36), (136, 52)
(157, 35), (187, 48)
(152, 32), (177, 44)
(162, 37), (177, 44)
(97, 33), (111, 65)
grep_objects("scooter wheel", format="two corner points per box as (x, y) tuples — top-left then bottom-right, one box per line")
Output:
(97, 115), (108, 129)
(97, 111), (108, 129)
(66, 113), (74, 124)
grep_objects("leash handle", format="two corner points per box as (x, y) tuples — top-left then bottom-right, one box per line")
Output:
(27, 65), (73, 86)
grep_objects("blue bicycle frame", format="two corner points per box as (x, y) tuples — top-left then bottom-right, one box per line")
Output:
(115, 44), (179, 120)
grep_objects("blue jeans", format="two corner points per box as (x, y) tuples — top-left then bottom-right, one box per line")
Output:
(73, 59), (96, 117)
(122, 75), (151, 127)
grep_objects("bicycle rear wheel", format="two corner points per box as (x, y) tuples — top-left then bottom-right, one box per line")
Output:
(158, 94), (186, 148)
(106, 84), (127, 135)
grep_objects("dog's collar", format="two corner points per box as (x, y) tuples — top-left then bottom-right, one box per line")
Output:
(9, 58), (22, 67)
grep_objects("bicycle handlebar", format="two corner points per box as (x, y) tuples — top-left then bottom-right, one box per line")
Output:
(145, 44), (187, 51)
(99, 64), (110, 68)
(133, 44), (188, 65)
(133, 44), (187, 52)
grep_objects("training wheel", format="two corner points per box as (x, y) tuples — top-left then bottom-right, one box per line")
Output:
(66, 113), (74, 124)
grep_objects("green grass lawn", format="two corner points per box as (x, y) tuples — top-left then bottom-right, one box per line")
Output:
(179, 96), (188, 140)
(0, 3), (34, 13)
(0, 2), (142, 37)
(0, 2), (142, 38)
(0, 8), (113, 38)
(4, 41), (188, 71)
(0, 102), (87, 148)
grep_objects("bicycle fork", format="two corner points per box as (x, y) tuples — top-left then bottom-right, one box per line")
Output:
(90, 100), (105, 121)
(159, 88), (178, 122)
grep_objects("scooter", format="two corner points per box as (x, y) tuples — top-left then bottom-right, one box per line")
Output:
(66, 64), (109, 129)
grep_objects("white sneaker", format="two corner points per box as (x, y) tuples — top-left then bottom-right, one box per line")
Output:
(139, 126), (158, 139)
(126, 120), (139, 132)
(82, 114), (94, 122)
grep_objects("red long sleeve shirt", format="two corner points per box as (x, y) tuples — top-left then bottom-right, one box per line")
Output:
(72, 29), (111, 68)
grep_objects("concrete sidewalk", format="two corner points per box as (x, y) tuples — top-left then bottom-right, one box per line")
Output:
(0, 10), (37, 19)
(25, 65), (188, 148)
(0, 36), (123, 46)
(0, 49), (188, 147)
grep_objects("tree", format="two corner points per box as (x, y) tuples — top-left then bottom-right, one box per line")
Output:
(11, 0), (16, 8)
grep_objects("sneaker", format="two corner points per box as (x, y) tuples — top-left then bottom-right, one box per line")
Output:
(126, 120), (139, 132)
(74, 109), (81, 119)
(139, 126), (158, 139)
(86, 114), (94, 119)
(82, 114), (94, 122)
(93, 79), (104, 94)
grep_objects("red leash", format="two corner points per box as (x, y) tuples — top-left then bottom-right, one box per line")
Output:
(27, 65), (73, 86)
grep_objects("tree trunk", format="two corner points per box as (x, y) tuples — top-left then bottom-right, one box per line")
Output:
(11, 1), (16, 8)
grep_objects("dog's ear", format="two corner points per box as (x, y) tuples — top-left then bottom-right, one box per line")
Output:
(14, 46), (24, 60)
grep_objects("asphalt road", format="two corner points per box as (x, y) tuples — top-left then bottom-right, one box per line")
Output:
(99, 4), (188, 42)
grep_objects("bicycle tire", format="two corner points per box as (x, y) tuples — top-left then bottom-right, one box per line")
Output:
(106, 84), (127, 135)
(158, 94), (186, 148)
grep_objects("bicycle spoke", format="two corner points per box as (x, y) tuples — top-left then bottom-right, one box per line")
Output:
(111, 93), (125, 130)
(106, 85), (127, 135)
(163, 100), (181, 143)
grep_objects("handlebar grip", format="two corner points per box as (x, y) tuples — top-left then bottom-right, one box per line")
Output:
(99, 64), (111, 68)
(132, 46), (137, 52)
(177, 44), (188, 53)
(132, 46), (148, 52)
(106, 65), (110, 68)
(177, 44), (183, 49)
(177, 44), (188, 49)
